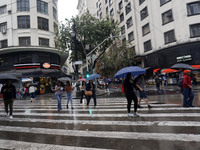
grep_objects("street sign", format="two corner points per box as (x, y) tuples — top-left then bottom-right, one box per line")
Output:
(74, 61), (83, 65)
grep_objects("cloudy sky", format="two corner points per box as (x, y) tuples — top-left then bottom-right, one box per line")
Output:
(58, 0), (78, 22)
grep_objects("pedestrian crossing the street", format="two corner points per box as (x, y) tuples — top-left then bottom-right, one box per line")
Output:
(0, 96), (200, 150)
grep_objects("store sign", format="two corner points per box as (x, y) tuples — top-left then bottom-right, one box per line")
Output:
(176, 55), (192, 62)
(74, 61), (83, 65)
(43, 63), (51, 68)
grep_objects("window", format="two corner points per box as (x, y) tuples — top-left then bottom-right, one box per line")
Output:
(52, 0), (57, 7)
(125, 3), (131, 15)
(0, 5), (6, 15)
(0, 22), (7, 33)
(109, 0), (113, 6)
(99, 3), (102, 11)
(187, 2), (200, 16)
(100, 12), (102, 20)
(144, 40), (152, 52)
(126, 17), (133, 28)
(164, 30), (176, 44)
(17, 16), (30, 28)
(0, 40), (7, 48)
(122, 38), (126, 44)
(53, 7), (57, 20)
(110, 8), (114, 17)
(142, 23), (150, 36)
(120, 13), (124, 22)
(119, 1), (123, 10)
(160, 0), (171, 6)
(140, 7), (148, 20)
(162, 10), (173, 25)
(39, 38), (49, 46)
(128, 31), (134, 42)
(54, 22), (58, 33)
(139, 0), (145, 5)
(19, 54), (32, 63)
(17, 0), (29, 11)
(106, 7), (108, 14)
(190, 23), (200, 38)
(38, 17), (49, 31)
(121, 25), (125, 35)
(19, 37), (30, 46)
(96, 2), (98, 8)
(105, 0), (107, 4)
(37, 0), (48, 15)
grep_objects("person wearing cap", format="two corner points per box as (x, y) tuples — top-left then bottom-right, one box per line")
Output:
(182, 70), (194, 107)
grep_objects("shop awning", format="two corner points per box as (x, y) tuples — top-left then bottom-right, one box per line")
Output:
(161, 69), (180, 74)
(153, 68), (161, 73)
(191, 65), (200, 69)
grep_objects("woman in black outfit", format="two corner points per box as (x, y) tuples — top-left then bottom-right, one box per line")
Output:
(124, 73), (139, 117)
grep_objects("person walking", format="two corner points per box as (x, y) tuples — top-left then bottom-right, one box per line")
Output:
(155, 75), (161, 93)
(85, 80), (97, 108)
(135, 75), (152, 109)
(54, 81), (63, 111)
(65, 81), (74, 109)
(29, 84), (36, 102)
(182, 70), (194, 107)
(80, 81), (86, 103)
(1, 80), (16, 119)
(20, 85), (26, 100)
(124, 73), (139, 117)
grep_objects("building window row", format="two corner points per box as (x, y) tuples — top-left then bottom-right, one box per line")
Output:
(18, 37), (49, 46)
(0, 5), (6, 15)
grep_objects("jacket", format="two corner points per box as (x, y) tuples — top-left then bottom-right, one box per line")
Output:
(1, 84), (16, 100)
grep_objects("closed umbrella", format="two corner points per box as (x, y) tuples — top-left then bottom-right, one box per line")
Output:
(86, 74), (101, 80)
(0, 74), (20, 83)
(114, 66), (146, 78)
(170, 63), (195, 70)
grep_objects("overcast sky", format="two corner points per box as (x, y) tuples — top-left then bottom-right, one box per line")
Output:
(58, 0), (78, 22)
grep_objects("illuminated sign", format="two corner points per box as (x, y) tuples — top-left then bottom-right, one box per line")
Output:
(43, 63), (51, 68)
(176, 55), (192, 62)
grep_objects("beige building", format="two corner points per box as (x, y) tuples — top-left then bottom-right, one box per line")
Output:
(77, 0), (200, 68)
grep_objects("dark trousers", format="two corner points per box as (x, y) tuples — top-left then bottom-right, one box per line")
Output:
(86, 92), (97, 106)
(182, 88), (194, 107)
(4, 98), (14, 116)
(80, 91), (85, 103)
(126, 92), (138, 113)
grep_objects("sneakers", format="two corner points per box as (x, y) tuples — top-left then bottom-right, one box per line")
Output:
(9, 116), (13, 119)
(5, 113), (9, 117)
(66, 105), (68, 109)
(148, 105), (152, 109)
(128, 113), (133, 117)
(134, 112), (140, 117)
(137, 105), (143, 108)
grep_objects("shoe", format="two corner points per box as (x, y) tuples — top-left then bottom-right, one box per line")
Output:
(137, 105), (143, 108)
(9, 116), (13, 119)
(94, 106), (96, 108)
(190, 105), (195, 107)
(66, 105), (68, 109)
(86, 105), (89, 108)
(134, 112), (140, 117)
(128, 113), (133, 117)
(71, 107), (74, 110)
(5, 113), (9, 117)
(148, 105), (152, 109)
(80, 100), (82, 104)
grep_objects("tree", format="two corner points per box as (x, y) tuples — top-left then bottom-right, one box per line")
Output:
(55, 11), (119, 74)
(99, 41), (136, 77)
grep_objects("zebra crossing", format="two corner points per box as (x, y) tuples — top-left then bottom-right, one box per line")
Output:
(0, 96), (200, 150)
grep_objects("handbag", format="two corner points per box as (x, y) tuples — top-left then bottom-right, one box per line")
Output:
(85, 90), (93, 96)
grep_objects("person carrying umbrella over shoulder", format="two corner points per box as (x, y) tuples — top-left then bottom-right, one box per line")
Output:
(124, 73), (139, 117)
(1, 80), (16, 119)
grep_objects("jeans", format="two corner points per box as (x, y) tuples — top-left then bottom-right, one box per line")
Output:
(4, 98), (14, 116)
(55, 94), (62, 110)
(66, 92), (73, 108)
(182, 88), (194, 107)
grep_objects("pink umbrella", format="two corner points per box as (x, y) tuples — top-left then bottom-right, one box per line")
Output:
(78, 78), (86, 81)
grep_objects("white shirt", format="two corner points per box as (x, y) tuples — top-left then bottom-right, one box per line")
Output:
(29, 86), (36, 93)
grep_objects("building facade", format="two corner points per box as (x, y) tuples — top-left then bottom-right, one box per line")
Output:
(77, 0), (97, 16)
(78, 0), (200, 69)
(0, 0), (68, 93)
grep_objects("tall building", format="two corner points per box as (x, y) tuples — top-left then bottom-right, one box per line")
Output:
(0, 0), (68, 93)
(78, 0), (200, 69)
(77, 0), (97, 16)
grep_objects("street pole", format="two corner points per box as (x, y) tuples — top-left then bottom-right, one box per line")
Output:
(73, 20), (78, 81)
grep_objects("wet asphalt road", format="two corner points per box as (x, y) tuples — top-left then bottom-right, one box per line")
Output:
(0, 85), (200, 150)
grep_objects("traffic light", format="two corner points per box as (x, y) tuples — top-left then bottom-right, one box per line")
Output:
(86, 72), (90, 78)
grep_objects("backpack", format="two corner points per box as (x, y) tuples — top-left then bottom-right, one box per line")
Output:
(121, 82), (125, 93)
(178, 78), (183, 88)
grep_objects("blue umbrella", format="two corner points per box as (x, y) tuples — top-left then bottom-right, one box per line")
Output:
(86, 74), (101, 80)
(114, 66), (146, 78)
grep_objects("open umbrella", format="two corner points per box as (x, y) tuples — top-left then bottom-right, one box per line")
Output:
(170, 63), (195, 70)
(78, 78), (86, 81)
(114, 66), (146, 78)
(86, 74), (101, 80)
(58, 77), (71, 82)
(0, 74), (20, 83)
(161, 69), (180, 74)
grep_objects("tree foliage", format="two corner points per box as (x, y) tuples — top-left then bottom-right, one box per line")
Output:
(55, 11), (119, 72)
(99, 41), (136, 77)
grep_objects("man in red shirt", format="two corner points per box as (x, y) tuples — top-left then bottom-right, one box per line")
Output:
(182, 70), (194, 107)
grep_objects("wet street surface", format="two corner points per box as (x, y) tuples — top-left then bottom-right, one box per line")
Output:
(0, 90), (200, 150)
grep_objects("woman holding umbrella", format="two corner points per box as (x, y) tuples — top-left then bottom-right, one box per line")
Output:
(124, 73), (139, 117)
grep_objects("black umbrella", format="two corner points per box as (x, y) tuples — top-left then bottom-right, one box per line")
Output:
(170, 63), (195, 70)
(0, 74), (20, 83)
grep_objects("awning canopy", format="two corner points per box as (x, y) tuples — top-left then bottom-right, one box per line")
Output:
(161, 69), (180, 74)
